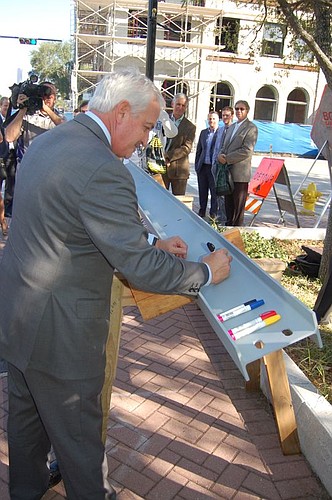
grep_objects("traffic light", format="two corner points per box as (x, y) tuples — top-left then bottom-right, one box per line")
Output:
(19, 38), (37, 45)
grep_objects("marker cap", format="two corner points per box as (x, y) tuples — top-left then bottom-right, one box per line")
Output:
(261, 310), (277, 320)
(264, 314), (281, 326)
(244, 299), (258, 306)
(251, 299), (264, 310)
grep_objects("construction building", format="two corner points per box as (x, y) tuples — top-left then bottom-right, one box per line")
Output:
(72, 0), (325, 130)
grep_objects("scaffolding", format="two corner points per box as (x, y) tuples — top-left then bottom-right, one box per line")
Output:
(72, 0), (223, 114)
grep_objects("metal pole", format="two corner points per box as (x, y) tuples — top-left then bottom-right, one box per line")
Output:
(146, 0), (158, 82)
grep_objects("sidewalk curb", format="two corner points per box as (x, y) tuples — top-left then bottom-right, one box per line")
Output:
(285, 352), (332, 495)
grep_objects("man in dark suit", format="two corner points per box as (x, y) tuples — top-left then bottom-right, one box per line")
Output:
(194, 111), (219, 219)
(217, 100), (258, 226)
(0, 69), (231, 499)
(163, 93), (196, 195)
(212, 106), (234, 224)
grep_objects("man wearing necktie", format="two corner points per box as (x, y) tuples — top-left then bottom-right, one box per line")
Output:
(163, 93), (196, 195)
(194, 111), (220, 218)
(212, 106), (234, 223)
(217, 100), (258, 226)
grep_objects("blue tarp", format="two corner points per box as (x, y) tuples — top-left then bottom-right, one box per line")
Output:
(253, 120), (318, 158)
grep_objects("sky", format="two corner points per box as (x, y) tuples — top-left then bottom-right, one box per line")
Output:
(0, 0), (72, 97)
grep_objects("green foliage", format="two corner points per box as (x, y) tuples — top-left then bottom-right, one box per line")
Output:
(30, 41), (73, 99)
(286, 331), (332, 403)
(241, 231), (289, 260)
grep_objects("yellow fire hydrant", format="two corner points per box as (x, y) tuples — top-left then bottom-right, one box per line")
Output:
(300, 183), (322, 212)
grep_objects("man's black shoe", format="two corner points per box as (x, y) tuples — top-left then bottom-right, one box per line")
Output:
(48, 461), (62, 489)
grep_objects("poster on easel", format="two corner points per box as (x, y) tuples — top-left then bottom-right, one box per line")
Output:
(248, 157), (285, 198)
(311, 84), (332, 165)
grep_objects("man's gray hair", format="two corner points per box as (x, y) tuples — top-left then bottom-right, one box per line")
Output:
(172, 93), (188, 104)
(89, 68), (164, 114)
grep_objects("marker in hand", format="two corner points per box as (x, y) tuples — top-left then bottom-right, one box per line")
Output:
(207, 242), (215, 252)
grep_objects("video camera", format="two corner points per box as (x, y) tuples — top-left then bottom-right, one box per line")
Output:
(9, 73), (53, 115)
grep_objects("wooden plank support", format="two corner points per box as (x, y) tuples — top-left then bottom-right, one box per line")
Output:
(101, 274), (192, 442)
(245, 359), (261, 392)
(129, 287), (192, 321)
(222, 228), (300, 455)
(263, 350), (301, 455)
(222, 227), (246, 253)
(101, 275), (126, 444)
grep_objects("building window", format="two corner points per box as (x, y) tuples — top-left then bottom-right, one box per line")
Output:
(254, 86), (277, 121)
(161, 79), (189, 111)
(262, 23), (285, 57)
(285, 88), (308, 124)
(164, 15), (191, 43)
(128, 10), (148, 39)
(292, 38), (315, 64)
(210, 82), (234, 117)
(214, 17), (239, 53)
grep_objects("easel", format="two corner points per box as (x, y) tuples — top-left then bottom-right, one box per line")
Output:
(245, 157), (300, 227)
(274, 166), (300, 227)
(101, 227), (300, 455)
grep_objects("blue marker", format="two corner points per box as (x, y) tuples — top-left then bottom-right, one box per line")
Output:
(217, 299), (265, 322)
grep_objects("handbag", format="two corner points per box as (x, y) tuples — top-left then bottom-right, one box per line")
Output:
(215, 162), (234, 196)
(145, 136), (166, 175)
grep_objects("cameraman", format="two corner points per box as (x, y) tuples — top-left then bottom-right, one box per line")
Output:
(5, 82), (65, 164)
(3, 83), (65, 489)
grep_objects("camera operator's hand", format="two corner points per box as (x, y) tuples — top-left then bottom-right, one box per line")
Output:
(202, 248), (232, 284)
(42, 100), (65, 126)
(17, 93), (29, 109)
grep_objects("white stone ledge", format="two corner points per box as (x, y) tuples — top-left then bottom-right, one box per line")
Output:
(241, 226), (326, 241)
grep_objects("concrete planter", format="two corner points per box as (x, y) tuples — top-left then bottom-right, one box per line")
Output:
(252, 257), (287, 282)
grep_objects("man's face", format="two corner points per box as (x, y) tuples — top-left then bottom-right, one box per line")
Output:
(43, 93), (56, 110)
(172, 97), (187, 120)
(234, 102), (249, 123)
(208, 113), (219, 130)
(111, 98), (160, 158)
(0, 99), (9, 117)
(222, 110), (234, 127)
(80, 104), (88, 113)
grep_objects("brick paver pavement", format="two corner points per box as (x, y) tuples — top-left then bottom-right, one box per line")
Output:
(0, 251), (329, 500)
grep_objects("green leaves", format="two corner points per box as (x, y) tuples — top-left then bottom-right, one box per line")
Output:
(29, 41), (73, 99)
(241, 231), (289, 260)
